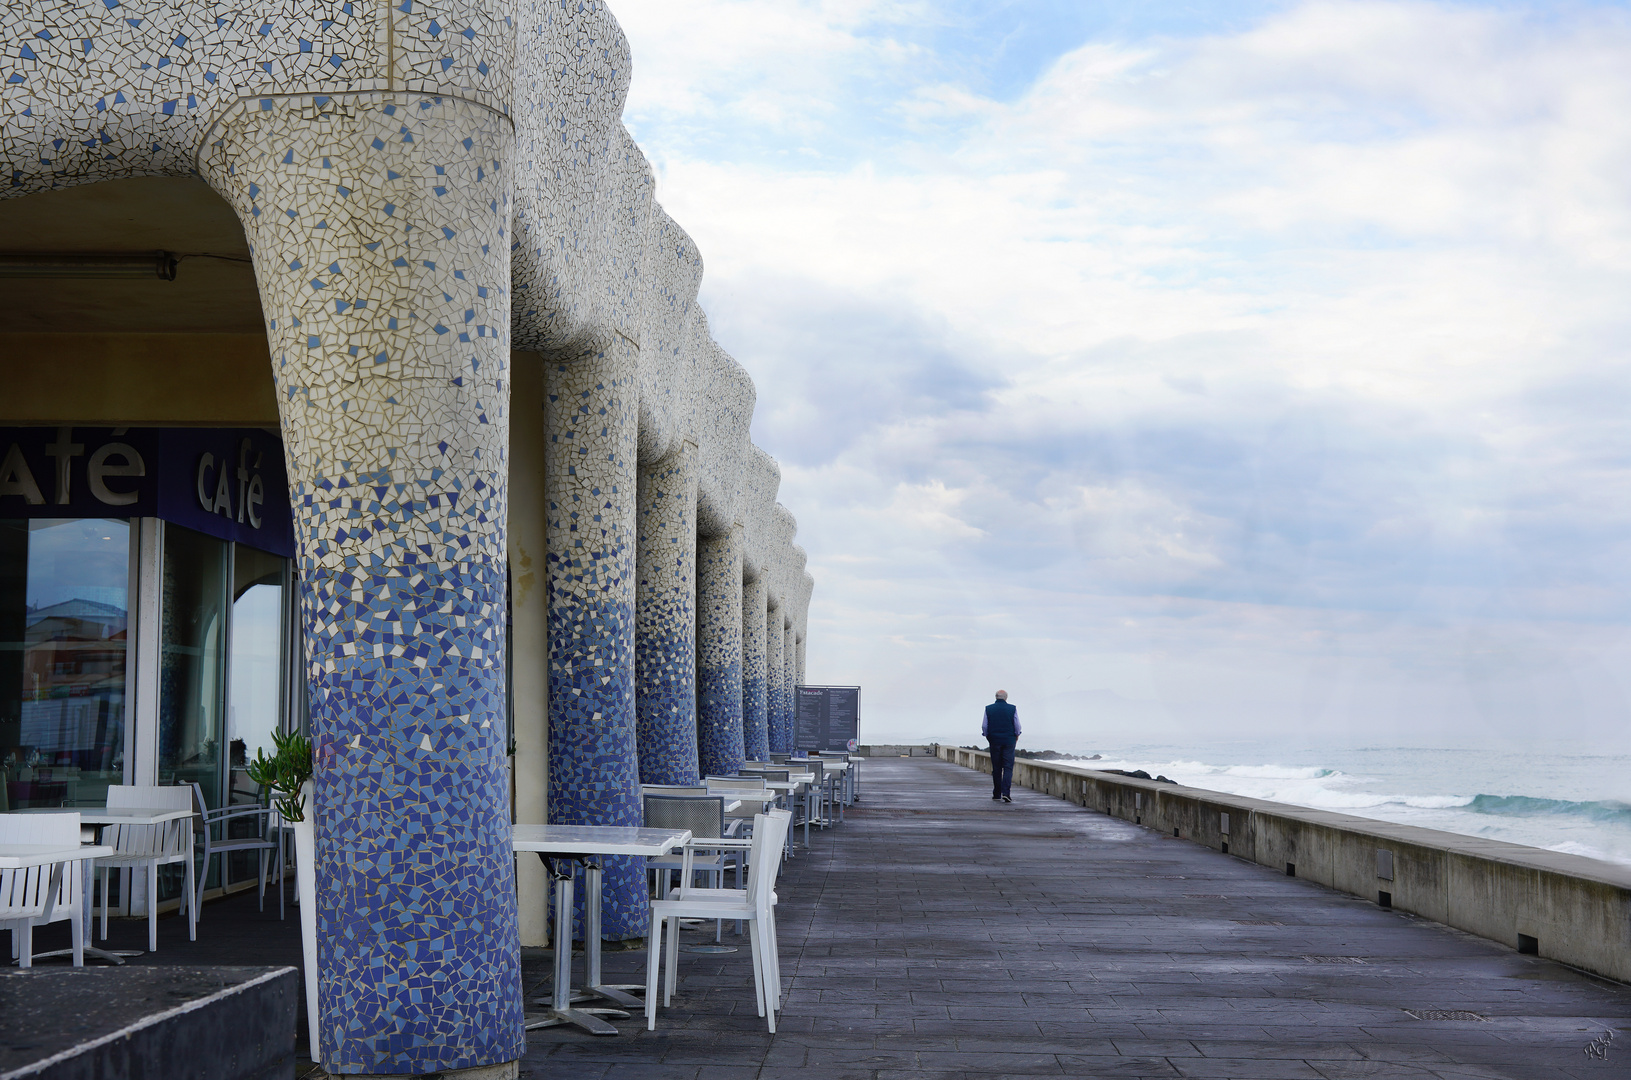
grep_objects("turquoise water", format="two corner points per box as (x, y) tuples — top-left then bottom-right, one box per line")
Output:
(1041, 742), (1631, 867)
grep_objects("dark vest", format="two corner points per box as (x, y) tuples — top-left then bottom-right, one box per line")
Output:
(985, 700), (1017, 742)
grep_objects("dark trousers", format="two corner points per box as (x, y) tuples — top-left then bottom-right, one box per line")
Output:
(989, 741), (1016, 798)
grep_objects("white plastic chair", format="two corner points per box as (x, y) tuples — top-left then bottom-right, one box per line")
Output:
(0, 812), (86, 968)
(187, 781), (284, 921)
(97, 786), (196, 951)
(645, 807), (792, 1032)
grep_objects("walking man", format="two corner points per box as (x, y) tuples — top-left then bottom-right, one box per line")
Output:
(983, 690), (1020, 803)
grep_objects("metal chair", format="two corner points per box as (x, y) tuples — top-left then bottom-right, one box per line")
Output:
(187, 781), (284, 921)
(643, 794), (742, 942)
(97, 786), (196, 951)
(736, 769), (795, 856)
(1, 811), (86, 967)
(705, 776), (772, 828)
(644, 808), (793, 1032)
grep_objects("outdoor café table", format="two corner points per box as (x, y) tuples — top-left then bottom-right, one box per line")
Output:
(5, 806), (196, 964)
(0, 839), (114, 966)
(743, 777), (812, 851)
(802, 759), (849, 823)
(512, 824), (691, 1036)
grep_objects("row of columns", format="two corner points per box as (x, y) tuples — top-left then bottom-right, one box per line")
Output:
(522, 358), (809, 940)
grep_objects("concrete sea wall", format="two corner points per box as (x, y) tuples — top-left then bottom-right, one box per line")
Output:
(938, 745), (1631, 985)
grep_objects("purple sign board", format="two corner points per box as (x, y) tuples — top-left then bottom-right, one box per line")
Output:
(0, 426), (295, 558)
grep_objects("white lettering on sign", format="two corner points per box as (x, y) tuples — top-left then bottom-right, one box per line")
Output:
(44, 427), (84, 505)
(197, 452), (216, 511)
(196, 440), (268, 528)
(86, 443), (145, 505)
(0, 432), (145, 507)
(246, 473), (264, 528)
(0, 443), (44, 504)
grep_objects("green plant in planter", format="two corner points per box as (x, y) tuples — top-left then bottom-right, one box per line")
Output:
(246, 729), (313, 823)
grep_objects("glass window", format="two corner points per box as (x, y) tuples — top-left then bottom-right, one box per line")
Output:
(158, 523), (228, 811)
(0, 519), (130, 811)
(228, 544), (285, 805)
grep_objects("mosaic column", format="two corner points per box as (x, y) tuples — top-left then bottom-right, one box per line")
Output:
(741, 573), (769, 760)
(543, 337), (645, 937)
(200, 95), (522, 1073)
(695, 523), (744, 777)
(796, 632), (807, 687)
(766, 603), (789, 753)
(784, 628), (799, 696)
(635, 442), (699, 785)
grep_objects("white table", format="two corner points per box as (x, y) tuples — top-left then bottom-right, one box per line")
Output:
(0, 843), (114, 869)
(0, 842), (114, 967)
(512, 824), (690, 1036)
(797, 760), (848, 824)
(6, 807), (197, 964)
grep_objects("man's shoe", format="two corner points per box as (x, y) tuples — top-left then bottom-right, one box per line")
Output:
(1002, 795), (1012, 803)
(992, 795), (1001, 801)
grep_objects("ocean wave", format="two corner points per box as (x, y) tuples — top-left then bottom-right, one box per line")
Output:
(1089, 756), (1631, 824)
(1544, 841), (1631, 866)
(1071, 745), (1631, 868)
(1467, 793), (1631, 824)
(1094, 758), (1347, 783)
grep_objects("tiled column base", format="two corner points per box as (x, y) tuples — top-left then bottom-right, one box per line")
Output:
(695, 523), (744, 777)
(544, 341), (645, 938)
(635, 441), (699, 785)
(766, 606), (789, 753)
(741, 574), (769, 761)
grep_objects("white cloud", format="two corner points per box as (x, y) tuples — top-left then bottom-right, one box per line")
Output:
(612, 0), (1631, 748)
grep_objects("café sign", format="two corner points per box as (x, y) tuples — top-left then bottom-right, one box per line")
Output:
(0, 426), (295, 557)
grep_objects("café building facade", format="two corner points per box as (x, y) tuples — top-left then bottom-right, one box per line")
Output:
(0, 0), (814, 1074)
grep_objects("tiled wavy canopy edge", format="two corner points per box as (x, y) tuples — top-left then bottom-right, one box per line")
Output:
(0, 1), (814, 1072)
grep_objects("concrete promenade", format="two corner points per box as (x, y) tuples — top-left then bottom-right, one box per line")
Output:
(529, 756), (1630, 1079)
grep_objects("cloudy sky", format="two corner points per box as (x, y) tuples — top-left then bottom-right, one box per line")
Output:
(613, 0), (1631, 751)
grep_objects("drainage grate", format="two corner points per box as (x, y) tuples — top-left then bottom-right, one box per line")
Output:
(1185, 893), (1228, 899)
(1232, 919), (1283, 926)
(1405, 1009), (1487, 1022)
(1303, 955), (1367, 964)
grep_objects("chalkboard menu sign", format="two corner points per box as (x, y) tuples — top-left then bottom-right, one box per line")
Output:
(794, 686), (860, 752)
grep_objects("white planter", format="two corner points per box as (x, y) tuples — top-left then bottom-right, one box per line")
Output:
(291, 780), (319, 1064)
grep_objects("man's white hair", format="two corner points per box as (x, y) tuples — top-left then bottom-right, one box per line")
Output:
(996, 690), (1008, 700)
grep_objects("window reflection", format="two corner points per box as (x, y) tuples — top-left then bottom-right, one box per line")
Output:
(158, 523), (227, 811)
(0, 518), (129, 810)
